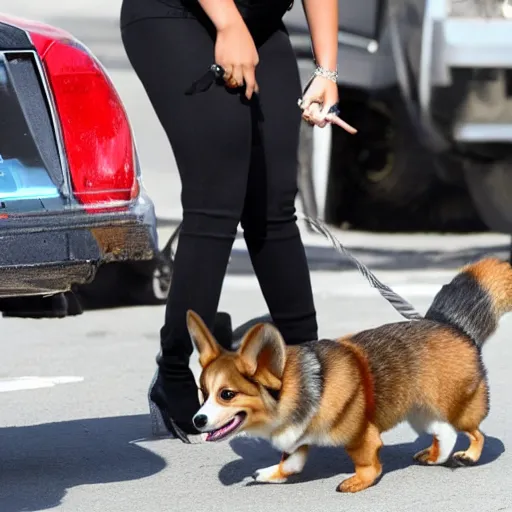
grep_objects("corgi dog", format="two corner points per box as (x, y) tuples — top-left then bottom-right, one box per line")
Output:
(186, 257), (512, 493)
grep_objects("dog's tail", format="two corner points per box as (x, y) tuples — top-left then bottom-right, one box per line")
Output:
(425, 257), (512, 347)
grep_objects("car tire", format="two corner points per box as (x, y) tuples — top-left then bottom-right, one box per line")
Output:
(464, 157), (512, 234)
(325, 87), (485, 232)
(325, 88), (434, 228)
(124, 258), (171, 306)
(0, 291), (83, 319)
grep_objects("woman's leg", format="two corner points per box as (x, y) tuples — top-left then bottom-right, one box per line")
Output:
(121, 15), (252, 436)
(241, 26), (318, 345)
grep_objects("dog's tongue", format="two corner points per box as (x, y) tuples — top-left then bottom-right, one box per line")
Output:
(206, 414), (243, 442)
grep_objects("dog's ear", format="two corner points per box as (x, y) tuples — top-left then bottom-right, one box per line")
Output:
(237, 323), (286, 390)
(186, 310), (222, 367)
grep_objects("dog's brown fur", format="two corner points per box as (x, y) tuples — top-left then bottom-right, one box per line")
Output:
(188, 257), (512, 493)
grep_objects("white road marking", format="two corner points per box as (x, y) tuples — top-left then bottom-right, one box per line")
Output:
(0, 376), (84, 393)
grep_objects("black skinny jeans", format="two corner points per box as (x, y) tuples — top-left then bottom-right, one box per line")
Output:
(121, 11), (318, 374)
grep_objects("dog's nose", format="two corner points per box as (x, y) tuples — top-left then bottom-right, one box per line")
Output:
(193, 414), (208, 429)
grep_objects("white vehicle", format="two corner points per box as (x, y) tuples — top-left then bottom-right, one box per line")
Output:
(285, 0), (512, 235)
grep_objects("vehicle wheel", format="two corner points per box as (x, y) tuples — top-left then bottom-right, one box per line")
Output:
(123, 258), (171, 306)
(351, 91), (436, 220)
(464, 157), (512, 233)
(325, 87), (485, 232)
(325, 88), (435, 228)
(151, 264), (172, 302)
(0, 292), (83, 319)
(125, 222), (182, 304)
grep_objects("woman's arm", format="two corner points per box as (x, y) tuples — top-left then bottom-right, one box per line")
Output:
(198, 0), (245, 30)
(301, 0), (338, 72)
(299, 0), (356, 133)
(197, 0), (260, 99)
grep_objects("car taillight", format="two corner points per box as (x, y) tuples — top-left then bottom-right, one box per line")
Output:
(32, 34), (137, 207)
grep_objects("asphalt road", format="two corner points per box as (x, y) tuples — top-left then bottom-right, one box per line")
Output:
(1, 2), (512, 512)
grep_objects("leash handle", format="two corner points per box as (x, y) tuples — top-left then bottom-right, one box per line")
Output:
(298, 214), (423, 321)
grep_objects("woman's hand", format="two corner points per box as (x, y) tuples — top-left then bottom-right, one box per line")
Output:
(197, 0), (259, 99)
(215, 19), (259, 100)
(299, 76), (357, 134)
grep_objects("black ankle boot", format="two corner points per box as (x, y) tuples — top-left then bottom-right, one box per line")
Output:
(148, 366), (201, 443)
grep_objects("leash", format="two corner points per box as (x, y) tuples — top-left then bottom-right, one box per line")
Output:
(296, 214), (423, 321)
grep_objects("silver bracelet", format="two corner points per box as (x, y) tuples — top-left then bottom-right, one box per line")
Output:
(313, 65), (338, 83)
(298, 65), (339, 107)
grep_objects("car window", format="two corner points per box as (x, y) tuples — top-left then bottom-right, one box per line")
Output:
(0, 56), (60, 201)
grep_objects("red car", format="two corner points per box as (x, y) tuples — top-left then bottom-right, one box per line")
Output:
(0, 13), (172, 318)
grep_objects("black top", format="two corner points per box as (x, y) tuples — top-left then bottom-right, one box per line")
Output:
(120, 0), (294, 28)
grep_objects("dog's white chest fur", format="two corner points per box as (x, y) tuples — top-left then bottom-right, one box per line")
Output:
(271, 424), (307, 452)
(270, 426), (337, 452)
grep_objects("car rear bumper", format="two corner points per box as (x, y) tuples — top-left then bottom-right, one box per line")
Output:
(0, 194), (158, 297)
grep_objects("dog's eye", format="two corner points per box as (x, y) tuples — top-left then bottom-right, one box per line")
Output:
(219, 389), (237, 401)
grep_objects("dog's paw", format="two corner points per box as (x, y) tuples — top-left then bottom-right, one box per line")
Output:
(252, 464), (288, 484)
(337, 475), (374, 493)
(451, 451), (477, 467)
(413, 447), (439, 465)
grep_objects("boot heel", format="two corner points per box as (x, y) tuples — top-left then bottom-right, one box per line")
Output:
(148, 369), (170, 437)
(149, 397), (171, 437)
(148, 368), (193, 444)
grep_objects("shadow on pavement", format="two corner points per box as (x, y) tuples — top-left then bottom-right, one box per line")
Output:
(219, 433), (505, 487)
(0, 414), (166, 512)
